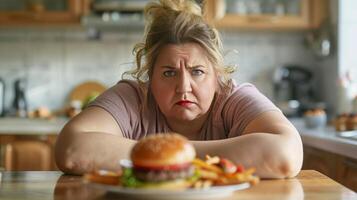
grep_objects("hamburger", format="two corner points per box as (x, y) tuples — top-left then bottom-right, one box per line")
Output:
(121, 133), (197, 189)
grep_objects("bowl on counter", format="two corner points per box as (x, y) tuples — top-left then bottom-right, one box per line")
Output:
(303, 109), (327, 129)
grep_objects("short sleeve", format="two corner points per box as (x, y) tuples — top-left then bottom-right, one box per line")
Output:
(88, 80), (143, 139)
(222, 83), (281, 138)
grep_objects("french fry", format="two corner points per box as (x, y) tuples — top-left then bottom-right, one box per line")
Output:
(215, 175), (245, 186)
(250, 176), (260, 185)
(202, 180), (213, 188)
(198, 169), (219, 180)
(244, 168), (256, 175)
(192, 158), (223, 174)
(235, 173), (245, 182)
(193, 180), (213, 189)
(205, 155), (220, 165)
(84, 170), (121, 185)
(214, 177), (229, 185)
(191, 158), (259, 188)
(224, 172), (241, 180)
(194, 180), (203, 189)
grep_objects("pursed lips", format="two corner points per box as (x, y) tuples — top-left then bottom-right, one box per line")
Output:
(176, 100), (194, 107)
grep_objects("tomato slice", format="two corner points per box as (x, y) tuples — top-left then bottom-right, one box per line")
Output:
(236, 164), (245, 173)
(219, 158), (237, 174)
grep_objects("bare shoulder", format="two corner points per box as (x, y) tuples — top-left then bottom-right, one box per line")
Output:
(62, 106), (123, 137)
(242, 110), (298, 136)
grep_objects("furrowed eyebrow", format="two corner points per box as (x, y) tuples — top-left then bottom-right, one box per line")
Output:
(187, 65), (206, 69)
(159, 66), (176, 69)
(158, 65), (206, 69)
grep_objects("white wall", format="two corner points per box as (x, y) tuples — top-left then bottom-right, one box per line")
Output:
(315, 0), (339, 115)
(0, 27), (316, 111)
(335, 0), (357, 113)
(339, 0), (357, 75)
(315, 0), (357, 115)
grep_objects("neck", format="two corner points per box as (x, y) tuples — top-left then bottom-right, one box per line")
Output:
(166, 113), (208, 140)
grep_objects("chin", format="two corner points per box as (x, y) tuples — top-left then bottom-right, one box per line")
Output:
(165, 107), (207, 122)
(171, 113), (200, 122)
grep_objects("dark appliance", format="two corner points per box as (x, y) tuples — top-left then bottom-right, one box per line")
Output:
(12, 78), (28, 118)
(273, 66), (317, 117)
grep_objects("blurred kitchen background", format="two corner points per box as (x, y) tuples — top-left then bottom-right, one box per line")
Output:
(0, 0), (357, 192)
(0, 0), (346, 115)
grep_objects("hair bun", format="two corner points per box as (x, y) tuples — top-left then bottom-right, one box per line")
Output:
(165, 0), (202, 16)
(145, 0), (202, 20)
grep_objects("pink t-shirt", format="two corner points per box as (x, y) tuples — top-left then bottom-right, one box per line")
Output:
(89, 80), (280, 140)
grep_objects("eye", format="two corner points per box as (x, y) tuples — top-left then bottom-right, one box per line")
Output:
(191, 69), (204, 76)
(163, 70), (176, 77)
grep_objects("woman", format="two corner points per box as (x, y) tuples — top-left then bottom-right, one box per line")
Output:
(55, 0), (303, 178)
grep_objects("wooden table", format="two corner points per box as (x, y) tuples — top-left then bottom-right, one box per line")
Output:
(0, 170), (356, 199)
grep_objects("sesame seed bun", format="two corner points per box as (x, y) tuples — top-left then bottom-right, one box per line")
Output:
(130, 133), (196, 167)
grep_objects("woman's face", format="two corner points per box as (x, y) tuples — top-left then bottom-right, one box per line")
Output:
(151, 43), (218, 122)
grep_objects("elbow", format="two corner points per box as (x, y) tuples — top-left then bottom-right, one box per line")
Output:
(55, 155), (79, 175)
(54, 150), (77, 175)
(277, 137), (303, 178)
(262, 151), (302, 179)
(54, 138), (78, 175)
(55, 128), (89, 175)
(262, 135), (303, 179)
(277, 153), (303, 178)
(55, 143), (90, 175)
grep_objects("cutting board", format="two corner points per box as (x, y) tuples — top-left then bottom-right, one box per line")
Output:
(69, 81), (107, 102)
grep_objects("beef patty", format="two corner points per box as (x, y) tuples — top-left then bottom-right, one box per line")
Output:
(133, 165), (195, 182)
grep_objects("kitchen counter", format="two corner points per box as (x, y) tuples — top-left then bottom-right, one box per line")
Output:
(1, 116), (356, 159)
(290, 118), (357, 160)
(0, 170), (355, 200)
(0, 117), (67, 135)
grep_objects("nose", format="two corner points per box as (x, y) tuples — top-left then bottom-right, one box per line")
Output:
(176, 70), (192, 95)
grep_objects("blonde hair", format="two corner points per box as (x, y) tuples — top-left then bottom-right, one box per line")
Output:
(124, 0), (234, 90)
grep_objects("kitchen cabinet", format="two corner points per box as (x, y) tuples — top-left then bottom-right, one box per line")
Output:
(205, 0), (328, 30)
(303, 145), (357, 192)
(302, 145), (337, 179)
(0, 117), (66, 171)
(81, 0), (327, 30)
(0, 0), (328, 29)
(337, 157), (357, 192)
(0, 0), (83, 26)
(0, 135), (58, 171)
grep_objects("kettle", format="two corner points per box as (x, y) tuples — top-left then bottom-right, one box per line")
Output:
(273, 66), (314, 117)
(12, 78), (28, 118)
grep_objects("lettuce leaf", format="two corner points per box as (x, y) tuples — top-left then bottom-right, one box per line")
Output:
(121, 167), (201, 188)
(121, 168), (143, 187)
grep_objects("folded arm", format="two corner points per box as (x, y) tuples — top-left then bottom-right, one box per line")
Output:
(55, 107), (136, 175)
(191, 111), (303, 179)
(56, 107), (302, 178)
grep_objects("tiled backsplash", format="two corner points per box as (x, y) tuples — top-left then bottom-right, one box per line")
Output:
(0, 28), (316, 111)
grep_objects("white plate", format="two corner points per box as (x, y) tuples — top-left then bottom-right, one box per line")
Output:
(87, 182), (250, 200)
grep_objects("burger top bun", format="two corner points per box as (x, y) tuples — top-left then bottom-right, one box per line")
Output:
(130, 133), (196, 167)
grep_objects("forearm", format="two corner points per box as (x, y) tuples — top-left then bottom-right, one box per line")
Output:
(191, 133), (303, 179)
(55, 130), (136, 175)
